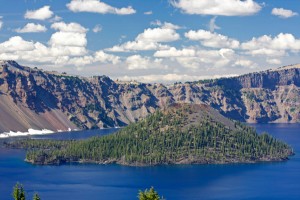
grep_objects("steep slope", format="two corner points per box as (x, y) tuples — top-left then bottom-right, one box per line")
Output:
(173, 65), (300, 123)
(8, 103), (293, 166)
(0, 60), (300, 133)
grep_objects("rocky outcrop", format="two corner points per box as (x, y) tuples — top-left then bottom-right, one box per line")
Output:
(0, 60), (300, 132)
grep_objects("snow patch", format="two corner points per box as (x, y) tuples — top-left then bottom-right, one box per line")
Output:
(0, 129), (54, 138)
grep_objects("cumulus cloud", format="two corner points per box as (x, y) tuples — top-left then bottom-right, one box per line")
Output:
(67, 0), (136, 15)
(49, 22), (89, 55)
(93, 24), (102, 33)
(15, 23), (47, 33)
(175, 48), (235, 69)
(108, 40), (169, 52)
(151, 20), (182, 30)
(136, 27), (180, 43)
(154, 47), (196, 57)
(49, 32), (87, 47)
(272, 8), (298, 18)
(49, 22), (88, 49)
(154, 46), (236, 69)
(0, 21), (119, 67)
(126, 55), (166, 70)
(118, 73), (238, 83)
(171, 0), (261, 16)
(0, 36), (35, 53)
(94, 50), (120, 64)
(25, 6), (53, 20)
(185, 29), (240, 49)
(241, 33), (300, 57)
(106, 22), (180, 52)
(51, 22), (88, 33)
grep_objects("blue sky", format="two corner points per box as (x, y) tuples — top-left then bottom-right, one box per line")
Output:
(0, 0), (300, 83)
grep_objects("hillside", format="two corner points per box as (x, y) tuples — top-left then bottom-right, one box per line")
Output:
(0, 60), (300, 133)
(7, 104), (293, 166)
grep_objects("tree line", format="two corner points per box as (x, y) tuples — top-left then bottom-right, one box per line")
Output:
(10, 183), (162, 200)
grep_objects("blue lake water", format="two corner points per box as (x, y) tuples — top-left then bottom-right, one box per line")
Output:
(0, 124), (300, 200)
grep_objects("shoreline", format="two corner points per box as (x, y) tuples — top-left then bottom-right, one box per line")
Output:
(25, 155), (292, 167)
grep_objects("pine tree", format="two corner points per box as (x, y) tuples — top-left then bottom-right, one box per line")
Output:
(33, 193), (41, 200)
(12, 183), (26, 200)
(138, 187), (162, 200)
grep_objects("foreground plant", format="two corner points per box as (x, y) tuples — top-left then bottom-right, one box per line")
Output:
(12, 183), (41, 200)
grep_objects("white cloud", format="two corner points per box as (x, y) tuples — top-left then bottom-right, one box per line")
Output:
(266, 58), (281, 65)
(51, 22), (88, 33)
(136, 27), (180, 43)
(241, 33), (300, 57)
(144, 11), (153, 15)
(172, 0), (261, 16)
(49, 15), (63, 22)
(126, 55), (166, 70)
(49, 32), (87, 47)
(272, 8), (298, 18)
(106, 22), (180, 52)
(15, 23), (47, 33)
(0, 19), (120, 68)
(185, 29), (240, 49)
(67, 56), (94, 66)
(154, 21), (182, 30)
(49, 22), (88, 52)
(67, 0), (136, 15)
(94, 50), (120, 64)
(154, 47), (196, 57)
(50, 46), (87, 57)
(246, 48), (285, 57)
(0, 36), (35, 53)
(25, 6), (53, 20)
(234, 59), (257, 69)
(118, 73), (238, 83)
(107, 40), (169, 52)
(209, 16), (220, 32)
(93, 24), (102, 33)
(0, 36), (120, 67)
(157, 47), (236, 69)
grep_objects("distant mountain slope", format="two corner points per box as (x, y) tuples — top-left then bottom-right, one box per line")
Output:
(0, 60), (300, 132)
(8, 103), (293, 166)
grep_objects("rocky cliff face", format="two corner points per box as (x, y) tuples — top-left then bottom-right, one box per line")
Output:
(0, 60), (299, 132)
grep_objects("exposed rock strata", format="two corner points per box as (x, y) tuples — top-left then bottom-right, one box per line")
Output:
(0, 60), (299, 132)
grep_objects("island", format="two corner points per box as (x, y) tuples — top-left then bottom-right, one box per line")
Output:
(6, 103), (293, 166)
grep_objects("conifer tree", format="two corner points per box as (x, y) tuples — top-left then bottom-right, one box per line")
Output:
(33, 193), (41, 200)
(12, 183), (26, 200)
(138, 187), (162, 200)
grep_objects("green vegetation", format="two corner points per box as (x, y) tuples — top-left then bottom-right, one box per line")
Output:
(7, 104), (293, 166)
(12, 183), (41, 200)
(33, 194), (41, 200)
(9, 183), (159, 200)
(13, 183), (26, 200)
(138, 187), (163, 200)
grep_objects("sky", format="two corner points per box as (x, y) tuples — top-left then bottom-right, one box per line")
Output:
(0, 0), (300, 83)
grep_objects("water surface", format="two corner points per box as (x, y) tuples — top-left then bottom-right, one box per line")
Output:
(0, 124), (299, 200)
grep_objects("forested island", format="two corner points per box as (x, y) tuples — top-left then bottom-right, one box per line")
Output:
(6, 104), (293, 166)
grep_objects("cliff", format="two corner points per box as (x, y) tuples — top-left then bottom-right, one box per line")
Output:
(0, 60), (299, 132)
